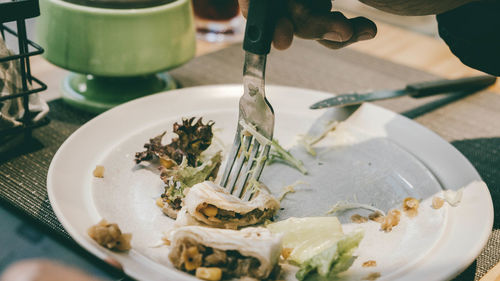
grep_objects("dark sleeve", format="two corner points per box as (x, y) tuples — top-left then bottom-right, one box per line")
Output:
(436, 1), (500, 76)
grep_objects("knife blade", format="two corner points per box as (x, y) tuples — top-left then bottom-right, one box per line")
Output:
(310, 75), (497, 109)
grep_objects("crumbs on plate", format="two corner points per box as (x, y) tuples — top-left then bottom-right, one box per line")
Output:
(403, 197), (420, 217)
(363, 272), (381, 280)
(93, 165), (105, 178)
(351, 214), (368, 223)
(432, 196), (445, 209)
(380, 209), (401, 232)
(362, 260), (377, 267)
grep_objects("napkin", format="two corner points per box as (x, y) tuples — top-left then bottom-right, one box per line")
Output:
(0, 37), (49, 130)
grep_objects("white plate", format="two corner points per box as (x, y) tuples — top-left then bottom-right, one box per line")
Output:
(47, 85), (493, 281)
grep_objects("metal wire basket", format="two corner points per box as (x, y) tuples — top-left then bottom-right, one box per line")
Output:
(0, 0), (48, 141)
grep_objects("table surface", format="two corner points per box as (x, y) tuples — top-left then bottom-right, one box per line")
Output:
(8, 16), (500, 281)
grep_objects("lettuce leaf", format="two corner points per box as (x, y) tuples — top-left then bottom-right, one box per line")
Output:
(296, 229), (364, 281)
(135, 117), (214, 167)
(239, 120), (308, 175)
(160, 151), (222, 209)
(268, 139), (308, 175)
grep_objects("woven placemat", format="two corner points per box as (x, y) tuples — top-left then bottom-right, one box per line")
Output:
(1, 39), (499, 280)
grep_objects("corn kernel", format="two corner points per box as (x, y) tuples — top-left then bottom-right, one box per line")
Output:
(156, 198), (164, 208)
(159, 157), (176, 168)
(201, 205), (218, 217)
(281, 248), (293, 260)
(432, 196), (445, 209)
(93, 165), (105, 178)
(195, 267), (222, 281)
(183, 246), (201, 271)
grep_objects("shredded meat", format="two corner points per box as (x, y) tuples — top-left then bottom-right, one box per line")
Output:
(161, 193), (183, 212)
(197, 203), (274, 227)
(169, 238), (267, 279)
(226, 252), (260, 278)
(204, 249), (227, 266)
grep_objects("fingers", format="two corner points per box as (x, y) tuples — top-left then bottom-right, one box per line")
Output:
(238, 0), (249, 18)
(350, 16), (377, 40)
(288, 0), (354, 42)
(273, 17), (294, 50)
(317, 16), (377, 49)
(238, 0), (377, 50)
(295, 11), (354, 42)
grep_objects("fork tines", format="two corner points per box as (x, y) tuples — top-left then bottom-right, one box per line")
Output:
(220, 124), (270, 201)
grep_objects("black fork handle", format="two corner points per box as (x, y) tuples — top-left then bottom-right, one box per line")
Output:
(242, 0), (279, 55)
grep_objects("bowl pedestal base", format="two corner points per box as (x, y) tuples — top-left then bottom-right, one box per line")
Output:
(61, 72), (177, 113)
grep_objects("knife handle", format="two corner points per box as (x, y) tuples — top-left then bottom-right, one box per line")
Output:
(243, 0), (278, 55)
(407, 75), (497, 98)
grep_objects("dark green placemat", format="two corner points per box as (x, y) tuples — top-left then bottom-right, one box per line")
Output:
(0, 99), (97, 240)
(1, 39), (500, 280)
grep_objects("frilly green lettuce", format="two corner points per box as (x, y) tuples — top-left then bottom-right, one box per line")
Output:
(160, 151), (222, 208)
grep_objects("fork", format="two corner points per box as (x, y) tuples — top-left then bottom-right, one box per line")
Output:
(220, 0), (277, 200)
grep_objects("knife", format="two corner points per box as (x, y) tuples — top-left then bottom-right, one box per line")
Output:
(310, 75), (497, 109)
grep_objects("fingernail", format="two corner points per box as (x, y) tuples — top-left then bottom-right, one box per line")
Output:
(322, 32), (343, 42)
(358, 32), (375, 41)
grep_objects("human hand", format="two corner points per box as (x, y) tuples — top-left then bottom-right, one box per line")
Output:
(0, 259), (102, 281)
(238, 0), (377, 50)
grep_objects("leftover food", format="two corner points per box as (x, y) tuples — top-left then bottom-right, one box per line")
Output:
(432, 196), (445, 209)
(267, 217), (363, 280)
(135, 117), (215, 167)
(180, 181), (280, 229)
(379, 209), (401, 232)
(362, 260), (377, 267)
(134, 117), (222, 218)
(168, 226), (282, 280)
(444, 188), (463, 207)
(88, 220), (131, 251)
(240, 120), (308, 175)
(278, 181), (307, 202)
(402, 197), (419, 217)
(363, 272), (381, 280)
(160, 152), (222, 218)
(351, 214), (368, 223)
(93, 165), (104, 178)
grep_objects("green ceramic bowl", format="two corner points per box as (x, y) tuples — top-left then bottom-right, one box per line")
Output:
(37, 0), (196, 113)
(38, 0), (196, 77)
